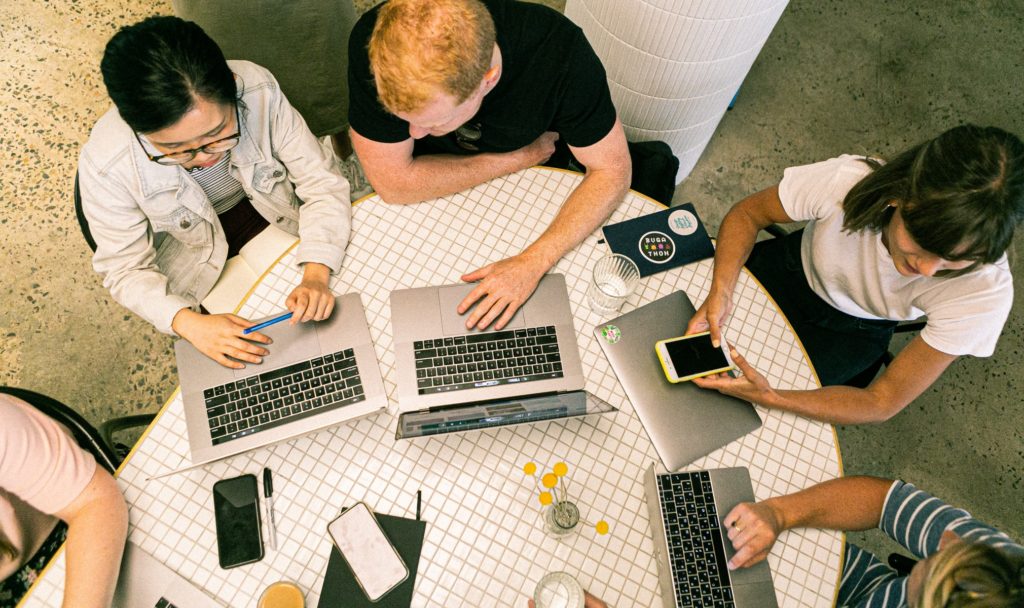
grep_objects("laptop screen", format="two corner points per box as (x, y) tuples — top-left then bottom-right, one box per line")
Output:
(396, 391), (614, 439)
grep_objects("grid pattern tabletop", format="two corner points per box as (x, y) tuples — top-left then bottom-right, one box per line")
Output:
(23, 168), (842, 608)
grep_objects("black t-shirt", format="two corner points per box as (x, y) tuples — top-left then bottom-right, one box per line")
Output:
(348, 0), (617, 157)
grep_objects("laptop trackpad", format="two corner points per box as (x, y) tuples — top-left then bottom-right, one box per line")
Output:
(232, 318), (322, 379)
(437, 283), (527, 335)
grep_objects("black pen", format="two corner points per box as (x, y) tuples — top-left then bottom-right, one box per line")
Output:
(263, 467), (278, 551)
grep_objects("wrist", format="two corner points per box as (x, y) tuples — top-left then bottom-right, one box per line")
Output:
(518, 244), (558, 276)
(709, 280), (735, 302)
(171, 307), (200, 338)
(763, 497), (789, 533)
(301, 262), (331, 284)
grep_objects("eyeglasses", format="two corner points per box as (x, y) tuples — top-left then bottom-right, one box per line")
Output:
(135, 105), (241, 166)
(454, 122), (482, 151)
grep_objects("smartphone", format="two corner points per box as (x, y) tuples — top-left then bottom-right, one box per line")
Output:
(212, 474), (264, 569)
(655, 331), (735, 383)
(327, 502), (409, 601)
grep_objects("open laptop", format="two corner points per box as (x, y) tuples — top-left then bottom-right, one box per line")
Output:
(594, 291), (762, 470)
(175, 293), (387, 465)
(644, 465), (778, 607)
(113, 541), (225, 608)
(391, 274), (612, 435)
(395, 390), (615, 439)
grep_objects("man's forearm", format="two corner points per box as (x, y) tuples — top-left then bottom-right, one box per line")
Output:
(766, 476), (892, 533)
(374, 151), (531, 205)
(521, 165), (629, 270)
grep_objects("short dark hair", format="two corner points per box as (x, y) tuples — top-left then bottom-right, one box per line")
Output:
(100, 16), (236, 133)
(842, 125), (1024, 270)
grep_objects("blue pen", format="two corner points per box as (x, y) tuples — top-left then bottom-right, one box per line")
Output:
(243, 311), (293, 335)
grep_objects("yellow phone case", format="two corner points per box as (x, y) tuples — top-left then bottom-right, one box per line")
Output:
(655, 332), (735, 383)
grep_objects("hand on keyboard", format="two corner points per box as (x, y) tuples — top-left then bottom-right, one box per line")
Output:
(722, 500), (783, 570)
(458, 253), (547, 330)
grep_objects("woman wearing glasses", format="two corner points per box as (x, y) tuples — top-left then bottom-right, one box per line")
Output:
(78, 16), (351, 368)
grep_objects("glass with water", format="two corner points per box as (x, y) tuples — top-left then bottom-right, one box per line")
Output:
(587, 254), (640, 315)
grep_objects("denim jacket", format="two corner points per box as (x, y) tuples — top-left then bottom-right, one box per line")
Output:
(78, 61), (351, 334)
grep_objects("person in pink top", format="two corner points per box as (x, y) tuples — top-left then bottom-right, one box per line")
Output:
(0, 393), (128, 608)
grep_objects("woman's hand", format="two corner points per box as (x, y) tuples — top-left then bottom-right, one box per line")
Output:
(287, 262), (335, 323)
(686, 287), (733, 346)
(171, 308), (271, 369)
(723, 500), (785, 570)
(693, 346), (776, 405)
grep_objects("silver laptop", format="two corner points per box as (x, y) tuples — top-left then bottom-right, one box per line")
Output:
(176, 293), (386, 465)
(594, 291), (762, 470)
(395, 390), (616, 439)
(390, 274), (585, 412)
(644, 465), (778, 607)
(113, 541), (225, 608)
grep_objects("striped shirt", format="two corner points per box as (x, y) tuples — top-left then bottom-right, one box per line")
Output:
(189, 153), (246, 214)
(836, 480), (1023, 607)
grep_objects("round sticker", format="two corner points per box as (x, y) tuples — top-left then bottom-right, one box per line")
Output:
(638, 231), (675, 264)
(668, 209), (699, 236)
(601, 325), (621, 344)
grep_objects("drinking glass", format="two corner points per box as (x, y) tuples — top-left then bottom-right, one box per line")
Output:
(258, 581), (304, 608)
(533, 571), (585, 608)
(587, 254), (640, 315)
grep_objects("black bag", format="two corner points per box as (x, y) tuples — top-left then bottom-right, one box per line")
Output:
(626, 140), (679, 205)
(544, 139), (679, 205)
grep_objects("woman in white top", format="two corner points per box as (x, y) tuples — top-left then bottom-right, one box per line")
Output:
(687, 125), (1024, 424)
(0, 394), (128, 607)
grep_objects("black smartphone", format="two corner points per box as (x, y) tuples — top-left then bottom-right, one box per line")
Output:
(655, 331), (735, 383)
(212, 473), (264, 569)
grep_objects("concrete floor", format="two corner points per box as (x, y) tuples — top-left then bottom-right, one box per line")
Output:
(2, 0), (1020, 578)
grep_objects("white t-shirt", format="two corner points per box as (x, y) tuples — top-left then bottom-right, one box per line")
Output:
(0, 394), (97, 581)
(777, 155), (1013, 357)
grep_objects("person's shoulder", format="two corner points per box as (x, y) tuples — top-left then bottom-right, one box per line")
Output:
(0, 394), (57, 443)
(502, 0), (580, 35)
(230, 59), (276, 89)
(936, 255), (1013, 297)
(780, 154), (873, 209)
(798, 154), (875, 181)
(81, 106), (134, 173)
(351, 1), (384, 43)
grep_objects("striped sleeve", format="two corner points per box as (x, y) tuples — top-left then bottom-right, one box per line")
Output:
(836, 543), (906, 607)
(881, 480), (1024, 559)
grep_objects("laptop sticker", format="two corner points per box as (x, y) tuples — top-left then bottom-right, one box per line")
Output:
(639, 231), (675, 265)
(601, 325), (622, 344)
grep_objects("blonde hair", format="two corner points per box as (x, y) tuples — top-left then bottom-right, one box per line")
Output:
(918, 542), (1023, 608)
(369, 0), (496, 114)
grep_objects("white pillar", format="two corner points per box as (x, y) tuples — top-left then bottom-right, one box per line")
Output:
(566, 0), (789, 182)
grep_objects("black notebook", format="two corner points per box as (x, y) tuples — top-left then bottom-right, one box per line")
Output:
(601, 203), (715, 277)
(317, 513), (426, 608)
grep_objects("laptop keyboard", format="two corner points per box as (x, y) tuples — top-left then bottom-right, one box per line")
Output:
(203, 349), (364, 446)
(413, 326), (564, 395)
(658, 471), (735, 608)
